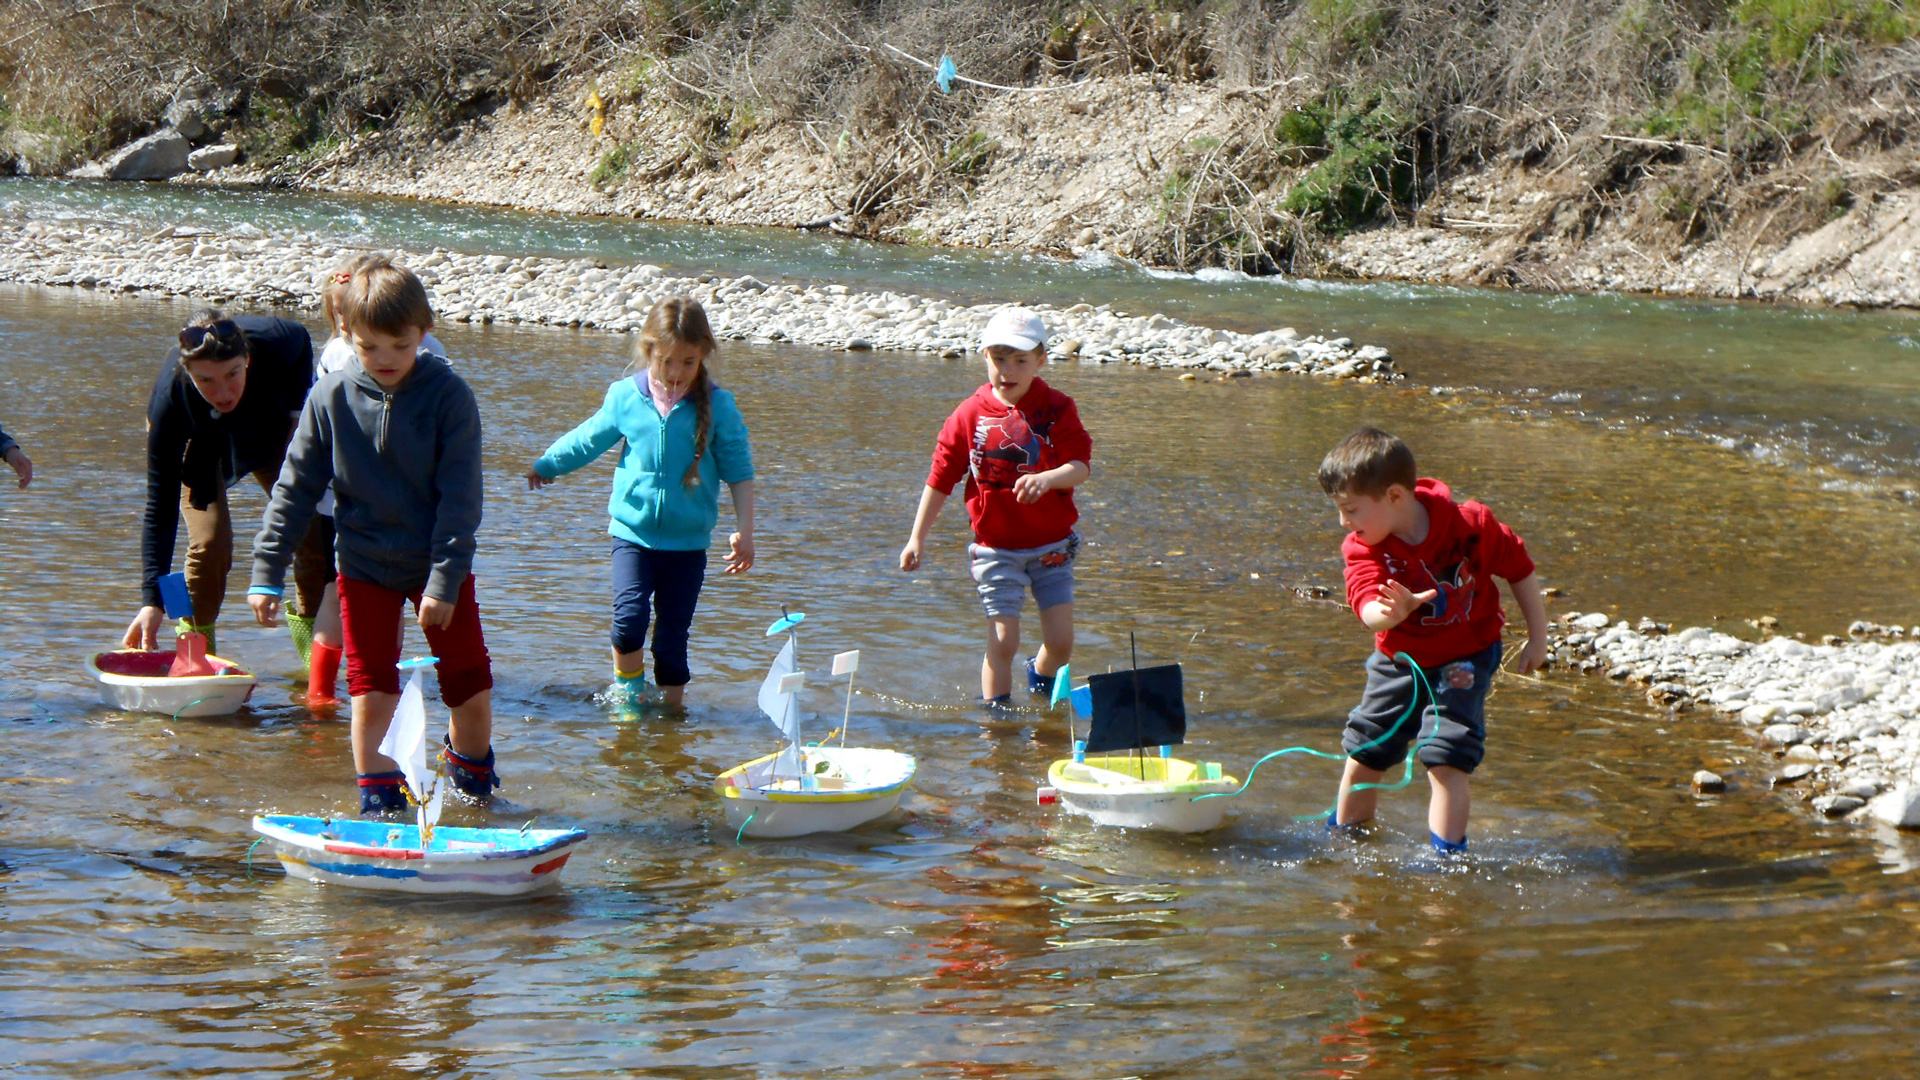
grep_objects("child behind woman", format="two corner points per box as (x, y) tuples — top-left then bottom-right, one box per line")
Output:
(526, 296), (755, 710)
(293, 255), (450, 706)
(250, 255), (500, 813)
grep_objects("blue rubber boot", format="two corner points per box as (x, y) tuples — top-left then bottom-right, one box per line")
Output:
(1326, 811), (1363, 836)
(441, 737), (500, 804)
(357, 770), (408, 815)
(1024, 656), (1048, 695)
(979, 693), (1013, 710)
(1430, 832), (1469, 855)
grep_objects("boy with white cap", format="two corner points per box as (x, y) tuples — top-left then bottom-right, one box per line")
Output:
(900, 307), (1093, 706)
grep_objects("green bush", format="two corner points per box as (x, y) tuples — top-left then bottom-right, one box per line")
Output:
(1732, 0), (1920, 70)
(1277, 95), (1410, 232)
(942, 131), (998, 176)
(590, 142), (640, 186)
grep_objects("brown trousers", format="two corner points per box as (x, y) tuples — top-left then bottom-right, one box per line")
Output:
(182, 468), (330, 627)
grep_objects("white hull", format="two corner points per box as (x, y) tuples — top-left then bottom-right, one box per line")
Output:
(1043, 755), (1239, 834)
(720, 789), (907, 838)
(89, 651), (256, 718)
(1054, 788), (1229, 833)
(251, 816), (587, 897)
(716, 746), (916, 839)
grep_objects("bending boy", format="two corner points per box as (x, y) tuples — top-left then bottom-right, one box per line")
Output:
(1319, 427), (1547, 853)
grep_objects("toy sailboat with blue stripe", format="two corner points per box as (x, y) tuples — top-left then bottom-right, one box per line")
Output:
(252, 658), (586, 895)
(1036, 642), (1238, 833)
(714, 611), (916, 839)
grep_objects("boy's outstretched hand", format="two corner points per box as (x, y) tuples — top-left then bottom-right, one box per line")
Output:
(725, 531), (755, 573)
(1516, 636), (1549, 674)
(249, 593), (281, 627)
(1368, 579), (1437, 629)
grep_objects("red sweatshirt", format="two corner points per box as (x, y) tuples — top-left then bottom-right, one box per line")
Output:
(927, 378), (1092, 550)
(1341, 478), (1535, 668)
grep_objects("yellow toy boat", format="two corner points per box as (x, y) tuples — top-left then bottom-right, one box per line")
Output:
(716, 611), (916, 840)
(1034, 649), (1238, 833)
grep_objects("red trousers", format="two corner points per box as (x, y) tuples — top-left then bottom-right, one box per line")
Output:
(338, 573), (493, 706)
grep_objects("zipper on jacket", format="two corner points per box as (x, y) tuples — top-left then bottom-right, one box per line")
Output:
(378, 391), (393, 454)
(655, 400), (671, 524)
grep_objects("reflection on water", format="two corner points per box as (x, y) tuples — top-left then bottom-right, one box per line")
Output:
(4, 284), (1920, 1076)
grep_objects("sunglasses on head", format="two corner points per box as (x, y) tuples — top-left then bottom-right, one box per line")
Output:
(178, 320), (243, 354)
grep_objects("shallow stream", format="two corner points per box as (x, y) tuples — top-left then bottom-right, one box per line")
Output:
(1, 184), (1919, 1076)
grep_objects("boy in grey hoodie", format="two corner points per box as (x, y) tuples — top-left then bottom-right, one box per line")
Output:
(249, 257), (499, 813)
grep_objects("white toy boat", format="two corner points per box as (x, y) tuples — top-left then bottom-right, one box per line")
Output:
(251, 814), (587, 896)
(714, 610), (917, 839)
(1035, 651), (1239, 833)
(252, 657), (588, 896)
(716, 745), (917, 839)
(88, 649), (256, 717)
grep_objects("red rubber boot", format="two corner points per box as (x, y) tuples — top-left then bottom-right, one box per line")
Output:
(307, 643), (343, 707)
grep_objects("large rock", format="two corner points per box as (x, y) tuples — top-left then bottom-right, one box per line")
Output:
(1869, 784), (1920, 828)
(164, 99), (208, 141)
(187, 144), (239, 172)
(101, 129), (190, 181)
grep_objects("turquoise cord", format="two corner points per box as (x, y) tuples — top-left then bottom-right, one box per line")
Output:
(169, 697), (216, 723)
(1192, 652), (1443, 821)
(734, 810), (757, 846)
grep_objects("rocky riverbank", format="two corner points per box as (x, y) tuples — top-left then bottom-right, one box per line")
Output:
(177, 72), (1920, 310)
(1551, 613), (1920, 829)
(0, 215), (1398, 380)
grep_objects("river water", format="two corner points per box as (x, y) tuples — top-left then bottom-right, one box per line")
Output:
(2, 183), (1919, 1077)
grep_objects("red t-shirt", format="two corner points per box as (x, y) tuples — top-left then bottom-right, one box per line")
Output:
(1341, 478), (1536, 668)
(927, 378), (1092, 550)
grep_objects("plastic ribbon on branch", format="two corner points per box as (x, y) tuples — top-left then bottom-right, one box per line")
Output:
(936, 55), (957, 94)
(376, 656), (444, 842)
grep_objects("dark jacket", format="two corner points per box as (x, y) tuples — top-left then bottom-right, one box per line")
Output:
(139, 316), (314, 607)
(0, 419), (17, 461)
(251, 352), (483, 602)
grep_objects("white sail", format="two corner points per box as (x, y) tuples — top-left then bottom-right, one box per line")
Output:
(376, 662), (442, 836)
(757, 638), (806, 778)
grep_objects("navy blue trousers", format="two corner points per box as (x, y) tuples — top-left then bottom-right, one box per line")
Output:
(611, 540), (707, 687)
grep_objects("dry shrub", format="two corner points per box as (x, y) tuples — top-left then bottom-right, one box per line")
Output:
(4, 1), (1916, 271)
(0, 0), (650, 164)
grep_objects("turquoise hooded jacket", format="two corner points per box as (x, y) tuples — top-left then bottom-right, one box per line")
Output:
(534, 376), (754, 550)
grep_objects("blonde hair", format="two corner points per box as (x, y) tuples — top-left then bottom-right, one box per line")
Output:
(321, 253), (380, 335)
(631, 296), (717, 489)
(338, 254), (435, 337)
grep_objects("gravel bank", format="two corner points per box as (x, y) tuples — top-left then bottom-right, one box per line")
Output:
(0, 216), (1398, 380)
(1552, 612), (1920, 829)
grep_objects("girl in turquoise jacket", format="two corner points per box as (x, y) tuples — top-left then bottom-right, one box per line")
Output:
(527, 297), (756, 708)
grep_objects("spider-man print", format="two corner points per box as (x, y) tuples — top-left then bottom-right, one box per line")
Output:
(970, 410), (1054, 488)
(1381, 542), (1478, 630)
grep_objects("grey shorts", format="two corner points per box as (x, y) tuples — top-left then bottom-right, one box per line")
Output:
(967, 533), (1079, 618)
(1343, 641), (1502, 774)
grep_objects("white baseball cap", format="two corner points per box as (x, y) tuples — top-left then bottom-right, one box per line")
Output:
(981, 307), (1047, 353)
